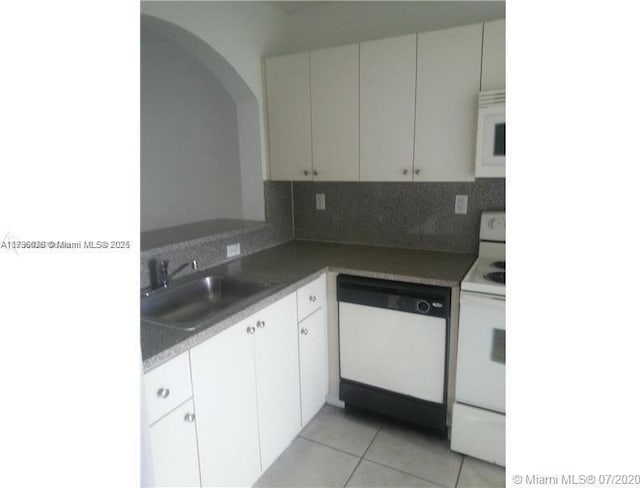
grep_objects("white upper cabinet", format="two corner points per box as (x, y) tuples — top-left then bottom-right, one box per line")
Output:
(310, 44), (360, 181)
(266, 52), (312, 180)
(414, 23), (482, 181)
(481, 19), (506, 91)
(360, 34), (417, 181)
(264, 19), (504, 183)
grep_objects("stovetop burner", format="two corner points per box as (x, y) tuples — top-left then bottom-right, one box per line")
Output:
(484, 272), (505, 284)
(491, 261), (505, 270)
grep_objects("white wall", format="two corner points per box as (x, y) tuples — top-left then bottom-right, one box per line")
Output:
(280, 1), (506, 54)
(140, 1), (289, 183)
(141, 34), (243, 231)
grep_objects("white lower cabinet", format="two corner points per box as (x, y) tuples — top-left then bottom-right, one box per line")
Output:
(190, 315), (262, 488)
(299, 306), (329, 425)
(148, 399), (201, 487)
(190, 292), (301, 487)
(253, 293), (302, 470)
(146, 279), (330, 487)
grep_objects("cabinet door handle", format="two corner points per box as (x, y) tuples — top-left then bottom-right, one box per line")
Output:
(256, 320), (265, 328)
(309, 295), (316, 303)
(313, 170), (318, 176)
(414, 168), (421, 175)
(402, 169), (409, 175)
(184, 413), (196, 423)
(246, 326), (256, 335)
(301, 328), (309, 335)
(156, 388), (170, 399)
(303, 170), (309, 176)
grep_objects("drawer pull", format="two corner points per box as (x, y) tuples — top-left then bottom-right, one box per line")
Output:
(309, 295), (316, 303)
(246, 326), (256, 335)
(256, 320), (266, 328)
(184, 413), (195, 423)
(301, 328), (309, 335)
(157, 388), (170, 399)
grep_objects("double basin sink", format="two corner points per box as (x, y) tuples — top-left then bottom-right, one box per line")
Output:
(141, 272), (283, 331)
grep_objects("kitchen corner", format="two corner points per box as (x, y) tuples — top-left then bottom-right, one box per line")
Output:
(140, 3), (506, 487)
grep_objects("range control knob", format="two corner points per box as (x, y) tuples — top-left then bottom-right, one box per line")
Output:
(416, 300), (430, 313)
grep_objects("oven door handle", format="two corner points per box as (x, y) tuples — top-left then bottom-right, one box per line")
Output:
(491, 328), (506, 365)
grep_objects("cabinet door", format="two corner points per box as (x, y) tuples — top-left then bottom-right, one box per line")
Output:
(310, 44), (359, 181)
(190, 319), (262, 488)
(299, 308), (329, 426)
(253, 293), (301, 470)
(360, 34), (416, 181)
(481, 19), (505, 91)
(414, 23), (482, 181)
(266, 52), (312, 181)
(149, 399), (200, 487)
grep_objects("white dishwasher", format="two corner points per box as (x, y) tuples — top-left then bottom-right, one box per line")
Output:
(338, 275), (450, 434)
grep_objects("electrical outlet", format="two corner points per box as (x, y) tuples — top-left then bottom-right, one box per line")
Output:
(316, 193), (326, 210)
(455, 195), (468, 215)
(226, 243), (241, 258)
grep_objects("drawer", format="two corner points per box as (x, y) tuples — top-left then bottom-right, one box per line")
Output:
(450, 403), (505, 466)
(144, 352), (193, 424)
(297, 274), (326, 321)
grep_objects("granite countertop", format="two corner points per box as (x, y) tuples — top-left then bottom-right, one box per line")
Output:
(141, 240), (476, 372)
(141, 218), (267, 252)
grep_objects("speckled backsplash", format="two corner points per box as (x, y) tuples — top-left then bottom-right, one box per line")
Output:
(292, 180), (505, 254)
(140, 181), (293, 288)
(140, 179), (504, 287)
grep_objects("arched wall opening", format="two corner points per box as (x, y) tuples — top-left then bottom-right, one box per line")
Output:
(141, 14), (265, 232)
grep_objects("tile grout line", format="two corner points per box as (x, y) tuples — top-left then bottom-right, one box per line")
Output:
(341, 423), (382, 488)
(297, 435), (363, 459)
(362, 458), (451, 488)
(454, 456), (466, 488)
(361, 421), (459, 488)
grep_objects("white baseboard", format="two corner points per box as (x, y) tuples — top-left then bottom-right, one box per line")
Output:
(325, 393), (345, 408)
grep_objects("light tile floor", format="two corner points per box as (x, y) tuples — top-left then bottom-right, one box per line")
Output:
(255, 405), (505, 488)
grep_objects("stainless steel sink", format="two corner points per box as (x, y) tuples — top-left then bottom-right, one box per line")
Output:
(141, 274), (281, 331)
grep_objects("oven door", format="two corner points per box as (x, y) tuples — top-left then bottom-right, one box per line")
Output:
(455, 291), (505, 413)
(475, 104), (505, 178)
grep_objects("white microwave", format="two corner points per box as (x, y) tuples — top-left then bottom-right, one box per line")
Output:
(475, 90), (505, 178)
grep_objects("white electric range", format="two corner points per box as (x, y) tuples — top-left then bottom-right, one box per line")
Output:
(451, 211), (506, 466)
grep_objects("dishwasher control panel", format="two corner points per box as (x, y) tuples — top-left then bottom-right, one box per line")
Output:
(338, 274), (450, 319)
(387, 294), (446, 317)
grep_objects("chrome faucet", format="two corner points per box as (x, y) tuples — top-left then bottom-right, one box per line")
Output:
(158, 259), (198, 288)
(144, 258), (198, 296)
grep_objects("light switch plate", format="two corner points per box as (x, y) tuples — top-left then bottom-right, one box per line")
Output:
(455, 195), (468, 215)
(226, 243), (241, 258)
(316, 193), (326, 210)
